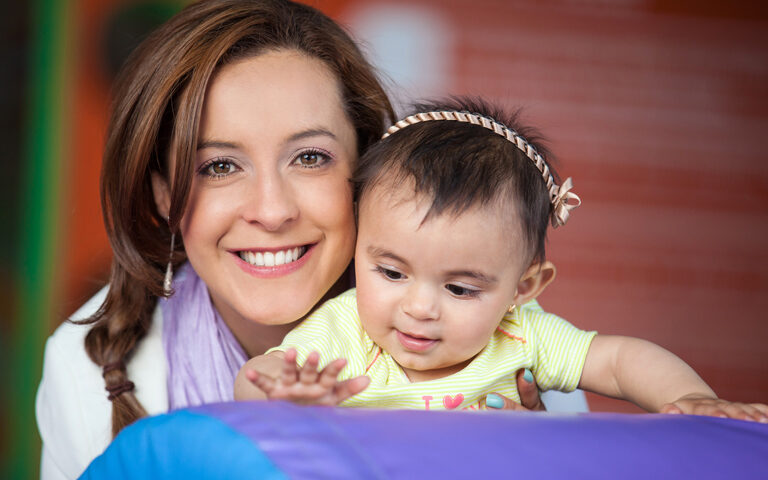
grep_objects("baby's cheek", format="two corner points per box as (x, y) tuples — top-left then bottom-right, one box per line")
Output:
(455, 323), (498, 359)
(355, 278), (382, 332)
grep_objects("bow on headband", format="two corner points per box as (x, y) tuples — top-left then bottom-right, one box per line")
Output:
(551, 177), (581, 228)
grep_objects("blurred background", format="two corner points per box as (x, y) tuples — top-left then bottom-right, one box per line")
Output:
(2, 0), (767, 477)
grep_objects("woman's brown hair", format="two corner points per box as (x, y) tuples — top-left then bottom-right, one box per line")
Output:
(76, 0), (395, 436)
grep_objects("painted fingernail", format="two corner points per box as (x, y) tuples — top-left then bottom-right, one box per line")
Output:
(523, 369), (534, 383)
(486, 393), (504, 409)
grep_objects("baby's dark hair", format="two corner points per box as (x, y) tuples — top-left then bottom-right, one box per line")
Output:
(354, 97), (559, 265)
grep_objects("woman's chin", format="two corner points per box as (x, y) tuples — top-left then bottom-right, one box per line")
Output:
(237, 295), (315, 327)
(246, 310), (307, 327)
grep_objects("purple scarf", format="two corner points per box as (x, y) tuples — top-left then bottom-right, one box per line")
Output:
(162, 262), (248, 410)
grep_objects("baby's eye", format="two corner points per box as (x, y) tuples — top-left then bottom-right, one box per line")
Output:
(294, 149), (331, 169)
(375, 265), (405, 281)
(201, 158), (239, 178)
(445, 283), (480, 298)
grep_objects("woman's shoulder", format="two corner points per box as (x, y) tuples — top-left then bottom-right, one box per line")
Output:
(37, 287), (168, 478)
(45, 286), (168, 411)
(71, 285), (110, 320)
(49, 285), (164, 352)
(37, 287), (113, 478)
(46, 287), (163, 365)
(46, 286), (109, 349)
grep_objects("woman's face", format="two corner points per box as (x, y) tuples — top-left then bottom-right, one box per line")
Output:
(169, 50), (358, 333)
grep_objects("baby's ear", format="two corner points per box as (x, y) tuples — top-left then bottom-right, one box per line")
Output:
(512, 261), (556, 306)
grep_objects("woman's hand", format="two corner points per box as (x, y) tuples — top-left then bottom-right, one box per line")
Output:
(484, 369), (546, 411)
(660, 394), (768, 422)
(244, 348), (370, 406)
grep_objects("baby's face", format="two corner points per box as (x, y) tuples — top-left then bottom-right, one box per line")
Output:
(354, 183), (530, 382)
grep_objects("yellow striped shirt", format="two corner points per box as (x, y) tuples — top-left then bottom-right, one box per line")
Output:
(268, 289), (596, 411)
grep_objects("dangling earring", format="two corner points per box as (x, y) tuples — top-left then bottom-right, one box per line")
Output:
(507, 305), (516, 314)
(164, 217), (175, 295)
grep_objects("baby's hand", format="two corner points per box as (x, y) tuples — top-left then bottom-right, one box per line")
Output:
(660, 394), (768, 423)
(244, 348), (370, 406)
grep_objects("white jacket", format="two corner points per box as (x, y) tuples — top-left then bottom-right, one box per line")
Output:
(35, 287), (168, 479)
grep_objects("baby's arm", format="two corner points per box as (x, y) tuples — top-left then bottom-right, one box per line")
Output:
(234, 349), (370, 405)
(234, 351), (285, 401)
(579, 335), (768, 421)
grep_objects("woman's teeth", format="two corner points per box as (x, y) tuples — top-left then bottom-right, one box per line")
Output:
(239, 247), (306, 267)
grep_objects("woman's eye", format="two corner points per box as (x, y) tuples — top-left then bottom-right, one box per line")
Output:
(294, 149), (331, 169)
(445, 284), (480, 298)
(201, 159), (238, 178)
(375, 265), (404, 281)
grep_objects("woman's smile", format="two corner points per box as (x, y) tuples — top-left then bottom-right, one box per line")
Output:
(231, 244), (314, 278)
(236, 245), (308, 267)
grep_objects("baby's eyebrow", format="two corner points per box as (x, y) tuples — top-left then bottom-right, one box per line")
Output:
(367, 246), (406, 264)
(444, 270), (498, 285)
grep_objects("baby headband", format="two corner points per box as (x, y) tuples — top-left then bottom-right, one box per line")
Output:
(382, 111), (581, 227)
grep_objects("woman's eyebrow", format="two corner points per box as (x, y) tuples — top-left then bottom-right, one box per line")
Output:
(197, 129), (336, 151)
(197, 140), (242, 150)
(287, 128), (337, 143)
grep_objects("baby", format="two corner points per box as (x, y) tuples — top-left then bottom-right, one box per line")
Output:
(235, 98), (767, 420)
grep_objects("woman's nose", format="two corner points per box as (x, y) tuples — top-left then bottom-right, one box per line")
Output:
(401, 283), (440, 321)
(241, 171), (299, 231)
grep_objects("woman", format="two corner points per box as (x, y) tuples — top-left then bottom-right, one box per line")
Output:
(35, 1), (546, 478)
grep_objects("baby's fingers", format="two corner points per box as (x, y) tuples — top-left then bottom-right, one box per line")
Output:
(750, 403), (768, 422)
(720, 402), (768, 422)
(659, 403), (683, 415)
(333, 376), (371, 403)
(281, 348), (300, 386)
(692, 403), (730, 418)
(299, 351), (321, 385)
(662, 398), (768, 423)
(668, 400), (729, 418)
(690, 401), (759, 421)
(318, 358), (348, 388)
(246, 370), (277, 395)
